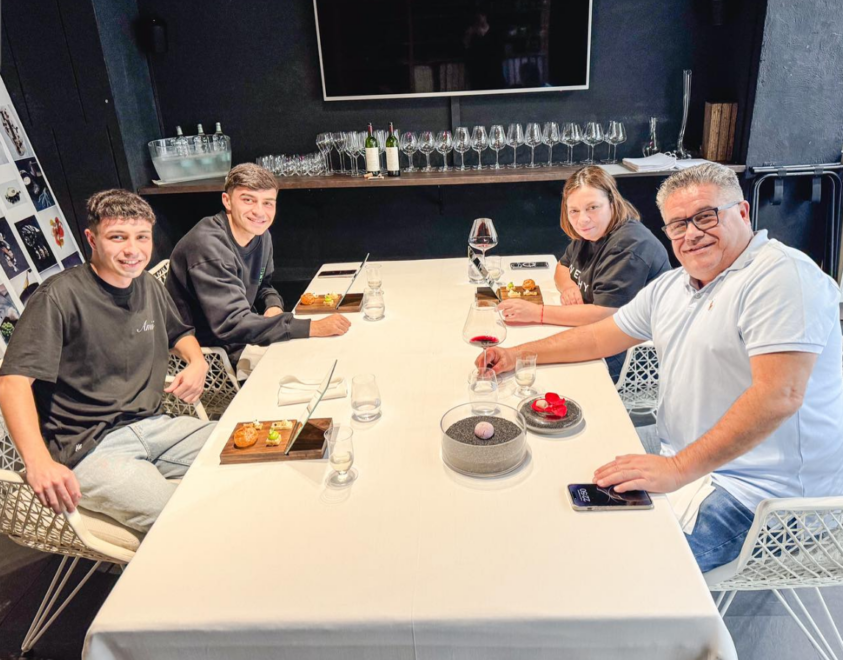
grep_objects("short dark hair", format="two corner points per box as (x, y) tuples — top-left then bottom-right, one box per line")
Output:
(224, 163), (277, 196)
(86, 189), (155, 230)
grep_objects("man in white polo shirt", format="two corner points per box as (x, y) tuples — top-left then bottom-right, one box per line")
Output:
(480, 163), (843, 572)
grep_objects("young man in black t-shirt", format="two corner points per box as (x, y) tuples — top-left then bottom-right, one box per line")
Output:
(0, 190), (215, 533)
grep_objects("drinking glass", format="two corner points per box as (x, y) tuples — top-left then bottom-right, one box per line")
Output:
(362, 287), (385, 321)
(582, 121), (604, 165)
(602, 121), (626, 164)
(468, 217), (498, 267)
(332, 131), (347, 174)
(400, 131), (418, 172)
(462, 300), (507, 372)
(326, 424), (357, 486)
(470, 126), (488, 170)
(514, 352), (538, 398)
(453, 127), (472, 171)
(506, 123), (524, 168)
(357, 131), (369, 173)
(561, 122), (583, 166)
(436, 130), (453, 172)
(488, 124), (506, 170)
(351, 374), (382, 421)
(468, 367), (499, 415)
(345, 132), (361, 177)
(376, 129), (387, 171)
(485, 255), (503, 284)
(542, 121), (560, 167)
(366, 263), (382, 289)
(418, 131), (436, 172)
(316, 133), (333, 175)
(468, 258), (484, 284)
(524, 122), (542, 169)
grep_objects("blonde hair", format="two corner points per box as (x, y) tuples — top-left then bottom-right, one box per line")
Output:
(656, 162), (744, 212)
(560, 166), (640, 240)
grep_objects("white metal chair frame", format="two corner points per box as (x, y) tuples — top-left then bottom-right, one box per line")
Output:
(0, 415), (136, 653)
(614, 341), (660, 416)
(706, 497), (843, 660)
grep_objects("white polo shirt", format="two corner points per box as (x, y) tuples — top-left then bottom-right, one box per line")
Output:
(615, 231), (843, 511)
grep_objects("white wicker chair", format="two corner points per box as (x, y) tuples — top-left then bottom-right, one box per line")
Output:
(614, 341), (660, 416)
(706, 497), (843, 660)
(0, 414), (141, 653)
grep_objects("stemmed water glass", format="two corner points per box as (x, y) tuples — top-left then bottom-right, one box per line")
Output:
(488, 125), (506, 170)
(316, 133), (333, 175)
(400, 131), (418, 172)
(332, 132), (347, 174)
(506, 123), (524, 168)
(561, 123), (582, 166)
(453, 127), (471, 171)
(325, 424), (357, 487)
(515, 352), (538, 398)
(418, 131), (436, 172)
(542, 122), (560, 167)
(471, 126), (488, 170)
(345, 133), (361, 177)
(602, 121), (626, 164)
(524, 122), (542, 169)
(462, 301), (507, 377)
(582, 122), (604, 165)
(436, 130), (453, 172)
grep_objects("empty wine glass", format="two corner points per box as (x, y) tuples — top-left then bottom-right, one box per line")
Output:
(524, 122), (542, 169)
(418, 131), (436, 172)
(325, 424), (357, 487)
(561, 122), (583, 166)
(400, 131), (418, 172)
(602, 121), (627, 164)
(332, 131), (347, 174)
(488, 125), (506, 170)
(514, 352), (538, 398)
(376, 129), (387, 171)
(357, 131), (368, 173)
(436, 130), (453, 172)
(453, 126), (471, 171)
(471, 126), (488, 170)
(316, 133), (333, 175)
(542, 122), (560, 167)
(582, 122), (604, 165)
(345, 132), (361, 177)
(506, 123), (524, 169)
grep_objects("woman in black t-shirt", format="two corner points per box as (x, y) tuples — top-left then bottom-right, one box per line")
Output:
(498, 166), (670, 381)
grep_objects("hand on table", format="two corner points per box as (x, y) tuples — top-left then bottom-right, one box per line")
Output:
(165, 360), (208, 404)
(498, 299), (541, 325)
(264, 306), (283, 318)
(310, 314), (351, 337)
(475, 346), (515, 375)
(25, 456), (82, 514)
(593, 454), (690, 494)
(559, 286), (583, 306)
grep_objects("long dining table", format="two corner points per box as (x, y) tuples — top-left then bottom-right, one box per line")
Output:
(83, 255), (737, 660)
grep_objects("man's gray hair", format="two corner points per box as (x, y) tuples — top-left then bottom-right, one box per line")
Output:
(656, 163), (744, 212)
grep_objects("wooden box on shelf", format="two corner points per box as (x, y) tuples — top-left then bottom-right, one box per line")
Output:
(702, 102), (738, 162)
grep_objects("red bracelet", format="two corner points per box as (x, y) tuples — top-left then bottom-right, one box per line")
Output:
(540, 305), (544, 324)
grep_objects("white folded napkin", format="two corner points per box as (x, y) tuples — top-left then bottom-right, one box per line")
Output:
(622, 153), (677, 172)
(277, 375), (348, 406)
(666, 474), (716, 534)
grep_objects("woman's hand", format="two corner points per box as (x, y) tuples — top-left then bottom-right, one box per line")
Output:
(498, 299), (541, 325)
(560, 286), (584, 306)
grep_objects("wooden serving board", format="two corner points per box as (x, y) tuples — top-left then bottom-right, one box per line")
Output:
(219, 418), (332, 464)
(476, 285), (543, 305)
(294, 293), (364, 315)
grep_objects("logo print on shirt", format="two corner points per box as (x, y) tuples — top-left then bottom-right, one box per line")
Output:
(259, 266), (266, 284)
(136, 319), (155, 333)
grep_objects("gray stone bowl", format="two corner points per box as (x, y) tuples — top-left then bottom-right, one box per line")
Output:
(519, 395), (585, 437)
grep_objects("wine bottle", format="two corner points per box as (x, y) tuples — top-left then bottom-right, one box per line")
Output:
(365, 123), (380, 175)
(212, 122), (225, 151)
(195, 123), (209, 154)
(385, 122), (400, 177)
(175, 125), (188, 156)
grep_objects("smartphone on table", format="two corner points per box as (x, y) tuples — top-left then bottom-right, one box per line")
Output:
(510, 262), (549, 269)
(567, 484), (654, 511)
(318, 269), (357, 278)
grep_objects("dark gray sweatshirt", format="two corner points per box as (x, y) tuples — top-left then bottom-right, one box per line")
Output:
(166, 211), (310, 361)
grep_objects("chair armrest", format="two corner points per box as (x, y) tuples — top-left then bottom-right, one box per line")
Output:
(64, 509), (136, 564)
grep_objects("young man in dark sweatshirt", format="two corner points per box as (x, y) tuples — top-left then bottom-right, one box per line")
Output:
(166, 164), (350, 375)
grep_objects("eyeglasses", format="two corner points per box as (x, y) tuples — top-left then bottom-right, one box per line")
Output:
(661, 200), (741, 240)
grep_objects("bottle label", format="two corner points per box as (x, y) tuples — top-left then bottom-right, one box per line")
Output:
(366, 147), (380, 173)
(386, 147), (399, 172)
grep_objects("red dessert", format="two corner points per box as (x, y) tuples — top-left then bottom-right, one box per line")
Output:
(531, 393), (568, 418)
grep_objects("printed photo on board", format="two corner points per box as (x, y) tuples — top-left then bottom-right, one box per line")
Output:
(16, 158), (55, 212)
(15, 216), (57, 273)
(0, 216), (28, 280)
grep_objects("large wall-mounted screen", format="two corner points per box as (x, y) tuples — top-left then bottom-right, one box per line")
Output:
(313, 0), (592, 101)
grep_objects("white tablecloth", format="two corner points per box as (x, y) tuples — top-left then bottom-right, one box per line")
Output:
(84, 256), (736, 660)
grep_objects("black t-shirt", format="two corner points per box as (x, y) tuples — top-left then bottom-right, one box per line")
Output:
(0, 264), (193, 468)
(559, 220), (671, 307)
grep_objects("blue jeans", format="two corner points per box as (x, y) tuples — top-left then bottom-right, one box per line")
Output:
(685, 484), (755, 573)
(73, 415), (216, 533)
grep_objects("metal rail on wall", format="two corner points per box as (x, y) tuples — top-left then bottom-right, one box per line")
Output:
(749, 163), (843, 282)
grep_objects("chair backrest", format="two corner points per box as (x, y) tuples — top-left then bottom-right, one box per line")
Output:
(0, 414), (23, 472)
(167, 347), (240, 420)
(615, 341), (660, 415)
(708, 497), (843, 591)
(149, 259), (170, 285)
